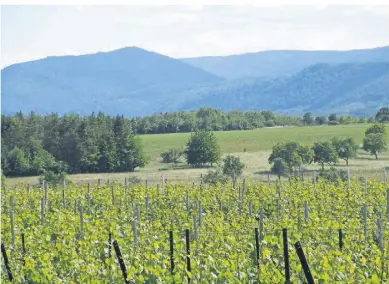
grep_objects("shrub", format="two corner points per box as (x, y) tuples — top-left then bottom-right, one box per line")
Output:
(203, 168), (229, 185)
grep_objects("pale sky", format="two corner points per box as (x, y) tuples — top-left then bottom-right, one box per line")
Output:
(1, 5), (389, 67)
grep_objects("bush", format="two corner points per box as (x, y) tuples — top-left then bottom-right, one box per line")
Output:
(161, 149), (183, 164)
(39, 170), (69, 187)
(317, 167), (348, 185)
(203, 168), (229, 185)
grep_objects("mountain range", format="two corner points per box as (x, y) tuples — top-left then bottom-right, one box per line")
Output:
(2, 46), (389, 116)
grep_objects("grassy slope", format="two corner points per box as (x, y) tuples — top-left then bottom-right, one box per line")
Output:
(7, 124), (389, 185)
(141, 124), (371, 158)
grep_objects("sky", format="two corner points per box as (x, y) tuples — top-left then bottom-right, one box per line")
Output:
(1, 5), (389, 67)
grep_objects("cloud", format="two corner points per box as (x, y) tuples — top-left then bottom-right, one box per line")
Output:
(2, 5), (389, 66)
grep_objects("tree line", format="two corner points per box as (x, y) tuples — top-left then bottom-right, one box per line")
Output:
(1, 112), (147, 178)
(1, 107), (388, 178)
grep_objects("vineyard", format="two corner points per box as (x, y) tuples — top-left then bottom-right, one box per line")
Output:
(1, 177), (389, 283)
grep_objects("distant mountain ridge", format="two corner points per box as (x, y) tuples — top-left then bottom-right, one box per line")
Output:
(2, 46), (389, 117)
(181, 46), (389, 79)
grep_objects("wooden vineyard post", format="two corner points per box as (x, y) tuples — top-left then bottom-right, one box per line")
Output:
(193, 214), (198, 241)
(169, 231), (174, 275)
(283, 229), (290, 283)
(136, 204), (141, 223)
(384, 168), (387, 185)
(364, 177), (368, 196)
(254, 228), (260, 270)
(27, 184), (30, 195)
(259, 212), (264, 242)
(145, 196), (149, 213)
(111, 185), (115, 205)
(304, 201), (309, 222)
(294, 241), (314, 284)
(347, 168), (350, 190)
(62, 182), (66, 209)
(249, 200), (253, 217)
(313, 171), (316, 189)
(199, 201), (202, 228)
(108, 233), (112, 258)
(74, 199), (77, 215)
(386, 189), (389, 219)
(338, 229), (343, 252)
(21, 233), (26, 266)
(40, 198), (45, 225)
(363, 204), (367, 241)
(43, 180), (48, 206)
(132, 220), (137, 249)
(377, 218), (384, 252)
(87, 193), (91, 215)
(113, 240), (130, 284)
(1, 243), (13, 281)
(185, 229), (191, 283)
(80, 205), (84, 235)
(186, 191), (190, 216)
(10, 197), (15, 246)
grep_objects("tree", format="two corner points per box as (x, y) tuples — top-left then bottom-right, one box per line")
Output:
(315, 116), (327, 125)
(365, 123), (387, 136)
(270, 158), (289, 180)
(161, 149), (183, 164)
(328, 113), (337, 122)
(185, 130), (221, 167)
(6, 147), (30, 176)
(222, 155), (245, 185)
(375, 107), (389, 123)
(363, 133), (387, 159)
(302, 112), (314, 125)
(312, 141), (338, 170)
(331, 137), (358, 166)
(203, 167), (229, 185)
(269, 141), (313, 171)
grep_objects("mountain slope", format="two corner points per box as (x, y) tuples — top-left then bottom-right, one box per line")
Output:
(181, 46), (389, 79)
(177, 62), (389, 116)
(1, 47), (223, 116)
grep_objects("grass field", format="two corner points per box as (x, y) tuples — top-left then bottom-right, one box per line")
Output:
(6, 123), (389, 186)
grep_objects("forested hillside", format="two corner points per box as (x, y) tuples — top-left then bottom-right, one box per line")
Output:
(2, 47), (388, 117)
(181, 46), (389, 79)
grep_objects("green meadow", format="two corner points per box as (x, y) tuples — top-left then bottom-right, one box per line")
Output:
(7, 124), (389, 186)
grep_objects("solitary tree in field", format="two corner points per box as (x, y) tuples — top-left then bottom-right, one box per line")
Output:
(375, 107), (389, 123)
(161, 149), (183, 165)
(312, 141), (338, 170)
(270, 158), (289, 180)
(315, 116), (327, 125)
(185, 130), (221, 167)
(302, 112), (314, 125)
(222, 155), (245, 185)
(365, 123), (387, 136)
(363, 133), (387, 160)
(331, 137), (359, 166)
(269, 141), (313, 171)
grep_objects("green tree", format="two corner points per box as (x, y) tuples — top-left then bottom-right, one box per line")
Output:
(328, 113), (337, 122)
(269, 142), (313, 171)
(315, 116), (327, 125)
(331, 137), (358, 166)
(161, 149), (183, 164)
(375, 107), (389, 123)
(365, 123), (387, 136)
(270, 158), (289, 180)
(312, 141), (338, 170)
(222, 155), (245, 185)
(6, 147), (30, 176)
(363, 133), (387, 160)
(203, 167), (229, 185)
(185, 130), (221, 167)
(302, 112), (314, 125)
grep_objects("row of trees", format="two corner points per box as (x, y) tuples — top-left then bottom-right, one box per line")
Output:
(269, 123), (388, 178)
(1, 113), (147, 177)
